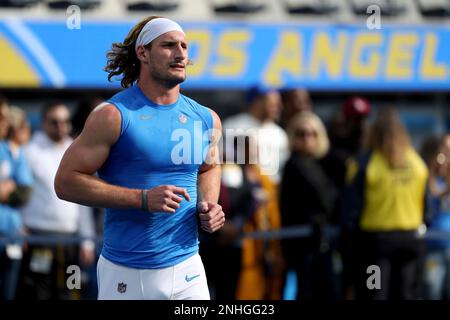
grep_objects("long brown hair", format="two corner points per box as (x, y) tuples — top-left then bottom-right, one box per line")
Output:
(367, 107), (411, 169)
(104, 16), (161, 88)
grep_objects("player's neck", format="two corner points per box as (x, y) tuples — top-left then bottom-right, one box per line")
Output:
(137, 78), (180, 106)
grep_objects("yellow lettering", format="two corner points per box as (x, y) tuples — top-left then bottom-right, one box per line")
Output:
(185, 30), (211, 77)
(421, 33), (446, 79)
(349, 33), (382, 78)
(309, 32), (347, 78)
(213, 30), (250, 76)
(386, 33), (418, 79)
(263, 31), (302, 86)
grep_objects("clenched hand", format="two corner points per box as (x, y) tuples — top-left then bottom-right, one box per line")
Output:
(198, 201), (225, 233)
(146, 185), (190, 213)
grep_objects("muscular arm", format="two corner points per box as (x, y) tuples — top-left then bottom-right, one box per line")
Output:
(197, 110), (225, 233)
(197, 110), (222, 204)
(54, 104), (141, 209)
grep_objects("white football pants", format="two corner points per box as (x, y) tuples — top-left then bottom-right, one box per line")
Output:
(97, 253), (210, 300)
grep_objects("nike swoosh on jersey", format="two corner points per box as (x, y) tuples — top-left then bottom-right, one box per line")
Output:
(185, 274), (201, 282)
(139, 115), (153, 120)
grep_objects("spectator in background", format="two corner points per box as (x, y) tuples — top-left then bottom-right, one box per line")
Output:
(326, 96), (372, 207)
(17, 102), (96, 300)
(0, 97), (33, 300)
(280, 88), (312, 129)
(421, 134), (450, 300)
(346, 107), (428, 300)
(7, 106), (31, 150)
(223, 86), (289, 184)
(0, 95), (8, 138)
(280, 111), (338, 301)
(328, 96), (372, 300)
(231, 135), (284, 300)
(329, 96), (371, 162)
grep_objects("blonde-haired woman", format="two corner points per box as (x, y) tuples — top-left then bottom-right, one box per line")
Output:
(7, 106), (31, 152)
(286, 111), (329, 159)
(280, 111), (338, 300)
(347, 107), (428, 300)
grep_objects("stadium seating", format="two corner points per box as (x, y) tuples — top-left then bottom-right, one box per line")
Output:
(46, 0), (101, 10)
(0, 0), (449, 22)
(283, 0), (340, 15)
(350, 0), (407, 16)
(126, 0), (179, 12)
(0, 0), (41, 8)
(211, 0), (265, 14)
(417, 0), (450, 17)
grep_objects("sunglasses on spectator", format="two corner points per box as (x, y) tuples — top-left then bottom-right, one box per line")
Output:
(294, 129), (317, 139)
(48, 118), (71, 126)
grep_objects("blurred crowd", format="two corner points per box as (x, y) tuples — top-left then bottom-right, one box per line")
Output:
(201, 86), (450, 301)
(1, 88), (450, 300)
(0, 94), (101, 300)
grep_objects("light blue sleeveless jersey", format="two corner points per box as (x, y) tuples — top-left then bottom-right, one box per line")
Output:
(98, 84), (213, 269)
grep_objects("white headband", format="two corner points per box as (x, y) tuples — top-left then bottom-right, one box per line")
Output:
(135, 18), (185, 50)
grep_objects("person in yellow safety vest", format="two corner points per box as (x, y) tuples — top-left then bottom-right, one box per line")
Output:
(344, 107), (428, 300)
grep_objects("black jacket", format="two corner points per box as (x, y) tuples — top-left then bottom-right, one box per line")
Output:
(280, 152), (338, 258)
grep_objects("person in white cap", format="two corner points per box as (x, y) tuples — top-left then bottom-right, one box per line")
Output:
(54, 16), (224, 300)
